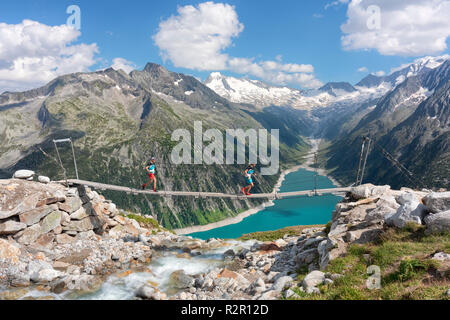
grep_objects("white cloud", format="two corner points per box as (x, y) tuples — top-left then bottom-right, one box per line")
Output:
(111, 58), (136, 73)
(153, 2), (243, 70)
(325, 0), (350, 10)
(372, 70), (385, 77)
(357, 66), (368, 72)
(0, 19), (98, 93)
(228, 58), (322, 89)
(154, 2), (323, 89)
(341, 0), (450, 56)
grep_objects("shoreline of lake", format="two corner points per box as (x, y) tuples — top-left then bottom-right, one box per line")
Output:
(174, 138), (341, 236)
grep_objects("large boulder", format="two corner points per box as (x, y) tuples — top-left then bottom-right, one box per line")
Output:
(424, 210), (450, 234)
(13, 170), (35, 179)
(385, 193), (428, 228)
(423, 192), (450, 213)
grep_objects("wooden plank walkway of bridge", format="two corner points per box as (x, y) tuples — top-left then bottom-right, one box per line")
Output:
(66, 179), (351, 200)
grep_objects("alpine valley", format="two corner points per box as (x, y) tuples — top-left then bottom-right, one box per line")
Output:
(1, 55), (449, 230)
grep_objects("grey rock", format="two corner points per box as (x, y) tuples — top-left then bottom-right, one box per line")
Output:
(136, 285), (156, 299)
(424, 210), (450, 234)
(70, 207), (88, 220)
(396, 192), (419, 205)
(272, 276), (293, 292)
(284, 289), (300, 299)
(40, 211), (62, 234)
(64, 274), (102, 292)
(169, 270), (194, 289)
(0, 220), (27, 235)
(19, 204), (57, 226)
(432, 252), (450, 261)
(223, 249), (235, 258)
(67, 197), (83, 214)
(27, 260), (52, 276)
(370, 185), (391, 197)
(301, 237), (324, 250)
(385, 202), (428, 228)
(367, 204), (397, 221)
(306, 286), (320, 294)
(13, 170), (35, 179)
(302, 270), (325, 289)
(294, 248), (319, 266)
(56, 233), (76, 244)
(351, 184), (372, 200)
(38, 176), (51, 184)
(17, 224), (41, 245)
(247, 278), (266, 295)
(62, 216), (99, 232)
(66, 188), (78, 197)
(257, 290), (280, 300)
(30, 268), (61, 283)
(423, 192), (450, 213)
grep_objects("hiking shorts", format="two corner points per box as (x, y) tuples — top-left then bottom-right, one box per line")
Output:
(148, 173), (155, 180)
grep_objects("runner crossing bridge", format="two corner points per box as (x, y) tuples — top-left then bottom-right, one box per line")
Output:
(65, 179), (352, 200)
(51, 135), (421, 201)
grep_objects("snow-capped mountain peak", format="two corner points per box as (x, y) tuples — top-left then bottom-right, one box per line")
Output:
(357, 54), (449, 89)
(205, 73), (386, 110)
(205, 72), (304, 108)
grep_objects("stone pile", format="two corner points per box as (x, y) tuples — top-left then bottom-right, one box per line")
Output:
(0, 176), (170, 298)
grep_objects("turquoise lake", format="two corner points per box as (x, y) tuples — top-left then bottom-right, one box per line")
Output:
(188, 168), (342, 240)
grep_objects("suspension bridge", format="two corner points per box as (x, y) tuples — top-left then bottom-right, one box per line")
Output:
(64, 178), (352, 200)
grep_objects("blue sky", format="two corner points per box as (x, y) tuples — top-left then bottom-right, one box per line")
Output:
(1, 0), (449, 92)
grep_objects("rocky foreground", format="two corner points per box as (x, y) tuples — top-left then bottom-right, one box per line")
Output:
(1, 174), (449, 300)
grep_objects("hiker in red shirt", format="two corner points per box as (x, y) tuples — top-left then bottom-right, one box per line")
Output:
(141, 157), (157, 192)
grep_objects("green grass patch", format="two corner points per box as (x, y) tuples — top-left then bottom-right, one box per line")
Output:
(239, 225), (325, 242)
(290, 226), (449, 300)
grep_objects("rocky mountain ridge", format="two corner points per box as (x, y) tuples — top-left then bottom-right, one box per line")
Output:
(324, 60), (450, 189)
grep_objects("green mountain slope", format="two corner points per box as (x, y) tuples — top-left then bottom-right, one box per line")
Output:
(323, 60), (450, 189)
